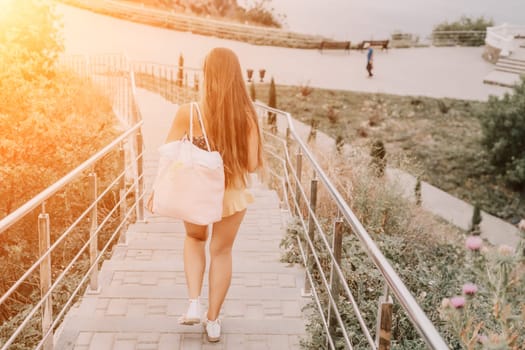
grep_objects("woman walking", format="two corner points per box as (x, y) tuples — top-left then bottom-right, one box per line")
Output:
(163, 47), (264, 342)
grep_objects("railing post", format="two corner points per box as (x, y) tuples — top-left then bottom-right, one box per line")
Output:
(302, 174), (318, 296)
(294, 150), (302, 216)
(328, 218), (344, 341)
(136, 130), (145, 222)
(88, 173), (100, 293)
(170, 70), (174, 100)
(285, 127), (291, 149)
(38, 205), (53, 350)
(376, 285), (393, 350)
(118, 144), (128, 245)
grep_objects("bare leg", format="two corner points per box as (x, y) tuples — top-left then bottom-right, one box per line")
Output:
(183, 222), (208, 299)
(207, 209), (246, 321)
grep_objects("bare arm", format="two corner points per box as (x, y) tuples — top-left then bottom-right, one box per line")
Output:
(246, 121), (260, 173)
(165, 104), (190, 143)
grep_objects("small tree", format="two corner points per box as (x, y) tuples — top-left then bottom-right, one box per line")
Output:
(250, 80), (256, 101)
(479, 77), (525, 189)
(335, 134), (345, 154)
(177, 53), (184, 87)
(470, 205), (482, 235)
(0, 0), (63, 78)
(370, 140), (386, 177)
(268, 77), (277, 132)
(415, 177), (422, 206)
(432, 16), (493, 46)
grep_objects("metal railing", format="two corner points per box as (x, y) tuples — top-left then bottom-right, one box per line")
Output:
(1, 55), (450, 349)
(0, 55), (145, 350)
(129, 60), (201, 103)
(486, 24), (525, 56)
(254, 102), (449, 350)
(431, 30), (486, 47)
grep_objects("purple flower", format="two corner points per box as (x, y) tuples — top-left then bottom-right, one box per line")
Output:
(462, 283), (478, 295)
(450, 296), (466, 309)
(477, 334), (488, 344)
(465, 236), (483, 251)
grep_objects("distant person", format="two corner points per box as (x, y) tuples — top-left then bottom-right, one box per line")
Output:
(365, 43), (374, 77)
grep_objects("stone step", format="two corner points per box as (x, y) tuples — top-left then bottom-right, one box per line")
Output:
(483, 70), (522, 87)
(93, 286), (303, 302)
(497, 59), (525, 70)
(111, 248), (284, 265)
(56, 321), (304, 350)
(123, 236), (287, 250)
(495, 66), (525, 75)
(96, 268), (303, 290)
(98, 260), (302, 275)
(76, 284), (304, 305)
(59, 316), (305, 334)
(509, 50), (525, 61)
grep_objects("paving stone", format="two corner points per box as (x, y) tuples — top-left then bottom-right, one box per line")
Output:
(75, 332), (93, 346)
(88, 333), (114, 350)
(107, 299), (128, 316)
(113, 340), (135, 350)
(158, 334), (180, 350)
(180, 334), (203, 350)
(73, 346), (89, 350)
(137, 333), (159, 344)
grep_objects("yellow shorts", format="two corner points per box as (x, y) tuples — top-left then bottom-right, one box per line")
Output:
(222, 188), (254, 217)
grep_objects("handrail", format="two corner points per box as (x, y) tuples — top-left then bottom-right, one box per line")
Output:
(0, 55), (146, 350)
(0, 121), (142, 234)
(254, 101), (449, 349)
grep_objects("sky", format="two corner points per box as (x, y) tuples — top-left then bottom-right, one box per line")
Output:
(266, 0), (525, 41)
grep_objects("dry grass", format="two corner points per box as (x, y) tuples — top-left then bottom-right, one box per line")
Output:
(255, 83), (524, 223)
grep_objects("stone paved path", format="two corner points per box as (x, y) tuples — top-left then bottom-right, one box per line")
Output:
(58, 4), (511, 101)
(54, 90), (307, 349)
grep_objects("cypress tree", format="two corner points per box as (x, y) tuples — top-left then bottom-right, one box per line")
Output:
(268, 77), (277, 132)
(177, 53), (184, 87)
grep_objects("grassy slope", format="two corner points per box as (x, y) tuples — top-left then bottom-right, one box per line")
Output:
(254, 83), (524, 222)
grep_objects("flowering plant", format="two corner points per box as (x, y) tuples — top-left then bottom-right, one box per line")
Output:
(439, 233), (525, 349)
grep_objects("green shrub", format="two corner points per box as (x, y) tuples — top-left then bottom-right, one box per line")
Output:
(278, 148), (465, 349)
(177, 53), (184, 87)
(432, 16), (493, 46)
(0, 1), (122, 346)
(0, 0), (63, 78)
(479, 77), (525, 189)
(268, 77), (277, 132)
(433, 15), (493, 32)
(470, 205), (482, 235)
(439, 237), (524, 348)
(236, 0), (284, 28)
(415, 177), (422, 206)
(370, 140), (386, 177)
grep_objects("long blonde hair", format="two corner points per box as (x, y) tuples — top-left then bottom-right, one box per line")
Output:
(201, 47), (263, 188)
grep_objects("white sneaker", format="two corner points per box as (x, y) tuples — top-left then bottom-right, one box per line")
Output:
(178, 299), (201, 325)
(204, 318), (221, 342)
